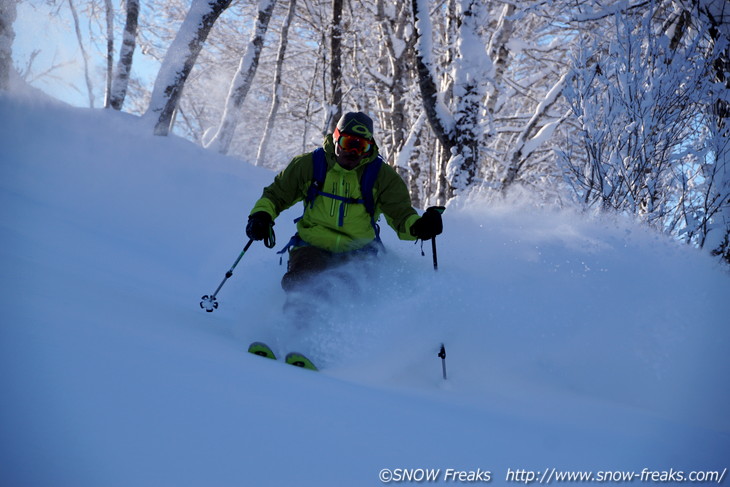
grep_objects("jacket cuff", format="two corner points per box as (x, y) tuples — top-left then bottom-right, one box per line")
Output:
(399, 213), (421, 241)
(249, 198), (278, 220)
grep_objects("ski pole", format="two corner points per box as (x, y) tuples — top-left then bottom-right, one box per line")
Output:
(200, 238), (254, 312)
(432, 236), (439, 271)
(438, 343), (447, 380)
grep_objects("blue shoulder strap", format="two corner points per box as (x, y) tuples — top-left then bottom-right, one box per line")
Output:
(360, 155), (384, 243)
(304, 147), (327, 209)
(360, 155), (383, 217)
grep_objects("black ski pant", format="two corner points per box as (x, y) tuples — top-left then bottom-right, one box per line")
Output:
(281, 244), (379, 292)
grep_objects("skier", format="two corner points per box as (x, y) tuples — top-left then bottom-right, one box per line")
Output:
(245, 111), (443, 293)
(244, 112), (443, 369)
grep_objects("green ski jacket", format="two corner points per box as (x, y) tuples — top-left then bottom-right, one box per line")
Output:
(250, 135), (419, 253)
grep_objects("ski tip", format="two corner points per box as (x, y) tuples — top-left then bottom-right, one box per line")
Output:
(248, 341), (277, 360)
(285, 352), (318, 371)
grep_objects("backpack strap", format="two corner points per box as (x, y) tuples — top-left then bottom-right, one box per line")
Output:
(360, 156), (384, 242)
(360, 155), (383, 218)
(304, 147), (328, 209)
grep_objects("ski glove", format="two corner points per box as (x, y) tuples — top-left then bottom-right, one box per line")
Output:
(410, 206), (444, 240)
(246, 211), (276, 248)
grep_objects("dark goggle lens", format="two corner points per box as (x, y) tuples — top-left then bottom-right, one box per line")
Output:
(337, 133), (372, 155)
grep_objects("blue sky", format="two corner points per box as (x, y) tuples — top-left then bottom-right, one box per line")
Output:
(14, 1), (89, 106)
(13, 1), (160, 109)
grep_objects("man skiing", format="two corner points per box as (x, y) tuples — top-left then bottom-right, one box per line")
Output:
(244, 112), (443, 370)
(245, 111), (443, 292)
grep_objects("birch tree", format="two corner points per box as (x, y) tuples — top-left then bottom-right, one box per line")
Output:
(109, 0), (140, 110)
(500, 72), (572, 191)
(410, 0), (455, 202)
(560, 2), (725, 239)
(68, 0), (95, 107)
(688, 0), (730, 262)
(327, 0), (343, 133)
(0, 0), (17, 91)
(371, 1), (417, 171)
(411, 0), (494, 200)
(145, 0), (233, 136)
(255, 0), (297, 167)
(206, 0), (277, 153)
(102, 0), (113, 107)
(448, 0), (492, 195)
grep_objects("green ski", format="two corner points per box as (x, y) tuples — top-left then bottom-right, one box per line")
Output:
(247, 342), (318, 371)
(248, 341), (277, 360)
(285, 352), (318, 371)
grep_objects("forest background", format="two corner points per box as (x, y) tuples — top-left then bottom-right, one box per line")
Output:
(2, 0), (729, 264)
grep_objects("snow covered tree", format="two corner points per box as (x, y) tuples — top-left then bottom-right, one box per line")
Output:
(206, 0), (277, 153)
(109, 0), (139, 110)
(0, 0), (17, 91)
(255, 0), (297, 167)
(102, 0), (113, 108)
(685, 0), (730, 263)
(447, 0), (493, 197)
(145, 0), (233, 136)
(68, 0), (95, 107)
(410, 0), (578, 202)
(563, 12), (695, 220)
(559, 0), (730, 261)
(369, 1), (419, 190)
(411, 0), (456, 202)
(327, 0), (343, 133)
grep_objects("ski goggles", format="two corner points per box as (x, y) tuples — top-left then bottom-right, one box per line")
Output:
(334, 128), (373, 156)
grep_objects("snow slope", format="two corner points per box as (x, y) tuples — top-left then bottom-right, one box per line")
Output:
(1, 91), (728, 487)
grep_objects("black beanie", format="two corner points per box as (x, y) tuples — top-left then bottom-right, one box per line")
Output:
(336, 112), (374, 140)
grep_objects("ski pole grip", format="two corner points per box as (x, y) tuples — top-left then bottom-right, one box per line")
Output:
(438, 343), (447, 380)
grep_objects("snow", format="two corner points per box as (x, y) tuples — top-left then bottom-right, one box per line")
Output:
(1, 89), (729, 487)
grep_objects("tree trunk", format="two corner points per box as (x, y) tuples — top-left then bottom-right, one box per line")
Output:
(397, 112), (427, 205)
(410, 0), (454, 152)
(485, 2), (515, 116)
(110, 0), (140, 111)
(146, 0), (233, 136)
(375, 0), (414, 168)
(302, 53), (322, 152)
(500, 71), (571, 190)
(256, 0), (297, 167)
(0, 0), (18, 91)
(327, 0), (343, 133)
(411, 0), (456, 202)
(207, 0), (277, 153)
(412, 0), (494, 199)
(703, 0), (730, 263)
(450, 0), (492, 194)
(103, 0), (114, 108)
(68, 0), (95, 108)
